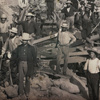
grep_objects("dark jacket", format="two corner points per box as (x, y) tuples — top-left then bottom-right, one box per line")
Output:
(11, 44), (37, 77)
(17, 20), (40, 35)
(61, 6), (76, 18)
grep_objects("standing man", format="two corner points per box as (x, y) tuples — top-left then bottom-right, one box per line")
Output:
(61, 0), (77, 30)
(11, 33), (37, 98)
(84, 47), (100, 100)
(45, 0), (54, 20)
(79, 4), (92, 40)
(0, 27), (21, 58)
(15, 13), (40, 37)
(56, 21), (76, 75)
(0, 14), (10, 43)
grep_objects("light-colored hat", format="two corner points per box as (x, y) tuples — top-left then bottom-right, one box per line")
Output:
(85, 4), (91, 8)
(9, 27), (17, 34)
(22, 33), (31, 40)
(26, 13), (36, 17)
(66, 0), (72, 4)
(86, 47), (100, 54)
(1, 14), (7, 19)
(61, 20), (69, 27)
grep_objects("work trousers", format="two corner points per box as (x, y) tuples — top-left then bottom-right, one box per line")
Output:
(18, 61), (30, 95)
(66, 16), (74, 29)
(87, 71), (99, 100)
(0, 33), (9, 43)
(57, 45), (69, 74)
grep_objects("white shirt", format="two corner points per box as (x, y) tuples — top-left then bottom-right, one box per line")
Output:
(67, 8), (70, 12)
(0, 22), (9, 33)
(84, 58), (100, 73)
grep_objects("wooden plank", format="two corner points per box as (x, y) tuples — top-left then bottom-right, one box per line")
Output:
(69, 51), (88, 56)
(68, 56), (87, 63)
(32, 33), (58, 44)
(40, 56), (87, 64)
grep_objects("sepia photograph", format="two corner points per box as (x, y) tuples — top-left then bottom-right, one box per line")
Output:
(0, 0), (100, 100)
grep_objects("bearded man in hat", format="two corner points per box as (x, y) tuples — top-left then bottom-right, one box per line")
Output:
(84, 47), (100, 100)
(61, 0), (77, 30)
(56, 20), (76, 75)
(0, 27), (21, 84)
(0, 27), (21, 58)
(11, 32), (37, 98)
(15, 13), (40, 37)
(0, 14), (10, 43)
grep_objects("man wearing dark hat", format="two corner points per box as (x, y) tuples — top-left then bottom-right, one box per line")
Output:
(56, 20), (76, 75)
(11, 32), (37, 98)
(61, 0), (77, 30)
(84, 47), (100, 100)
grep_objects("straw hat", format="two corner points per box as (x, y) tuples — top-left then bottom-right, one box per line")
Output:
(22, 33), (31, 40)
(26, 13), (36, 17)
(9, 27), (17, 34)
(66, 0), (72, 4)
(1, 14), (7, 19)
(86, 47), (100, 54)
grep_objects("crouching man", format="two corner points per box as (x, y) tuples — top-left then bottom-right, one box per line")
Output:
(11, 33), (37, 98)
(56, 21), (76, 75)
(84, 47), (100, 100)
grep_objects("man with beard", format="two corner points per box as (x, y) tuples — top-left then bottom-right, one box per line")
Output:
(11, 32), (37, 99)
(0, 27), (21, 58)
(0, 27), (21, 84)
(15, 13), (40, 38)
(61, 0), (77, 30)
(56, 21), (76, 75)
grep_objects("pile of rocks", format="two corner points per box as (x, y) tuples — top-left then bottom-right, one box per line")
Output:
(0, 68), (88, 100)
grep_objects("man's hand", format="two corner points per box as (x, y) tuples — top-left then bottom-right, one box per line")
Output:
(31, 33), (36, 38)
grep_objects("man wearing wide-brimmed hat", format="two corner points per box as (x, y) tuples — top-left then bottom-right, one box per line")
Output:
(15, 12), (40, 37)
(61, 0), (77, 30)
(56, 20), (76, 75)
(11, 32), (37, 98)
(84, 47), (100, 100)
(0, 27), (21, 58)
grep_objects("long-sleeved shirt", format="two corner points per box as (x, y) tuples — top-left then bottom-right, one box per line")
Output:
(17, 20), (40, 35)
(58, 29), (76, 45)
(2, 36), (21, 56)
(84, 58), (100, 74)
(61, 6), (76, 17)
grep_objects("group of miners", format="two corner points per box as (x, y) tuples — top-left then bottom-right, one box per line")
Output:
(0, 0), (100, 100)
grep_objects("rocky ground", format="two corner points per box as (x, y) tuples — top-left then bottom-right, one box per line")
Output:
(0, 66), (88, 100)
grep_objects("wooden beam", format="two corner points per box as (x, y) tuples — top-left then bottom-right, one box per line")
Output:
(68, 56), (87, 63)
(69, 51), (88, 56)
(40, 56), (87, 64)
(32, 33), (58, 44)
